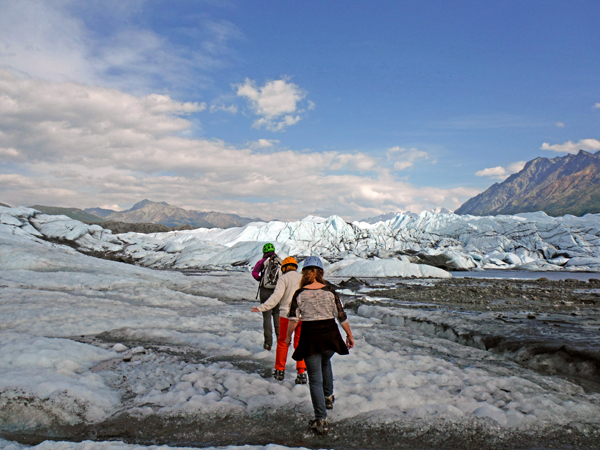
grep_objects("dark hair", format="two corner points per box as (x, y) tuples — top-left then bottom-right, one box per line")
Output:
(300, 267), (324, 288)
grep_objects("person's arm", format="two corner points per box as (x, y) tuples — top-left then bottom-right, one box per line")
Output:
(341, 320), (354, 349)
(285, 289), (302, 344)
(288, 289), (301, 317)
(332, 290), (348, 325)
(285, 319), (298, 346)
(251, 276), (286, 312)
(331, 289), (354, 348)
(251, 258), (265, 281)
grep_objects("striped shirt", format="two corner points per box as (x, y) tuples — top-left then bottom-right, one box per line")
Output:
(288, 285), (348, 325)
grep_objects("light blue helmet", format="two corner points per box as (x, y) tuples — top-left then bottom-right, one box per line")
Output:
(302, 256), (323, 271)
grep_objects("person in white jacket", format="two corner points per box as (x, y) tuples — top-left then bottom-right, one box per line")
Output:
(251, 256), (306, 383)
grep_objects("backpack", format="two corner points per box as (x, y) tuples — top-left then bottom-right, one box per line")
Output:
(260, 255), (282, 289)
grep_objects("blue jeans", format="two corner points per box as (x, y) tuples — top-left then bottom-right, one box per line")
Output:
(304, 350), (334, 420)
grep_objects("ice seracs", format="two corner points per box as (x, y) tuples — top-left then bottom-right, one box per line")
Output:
(327, 256), (451, 278)
(4, 205), (600, 273)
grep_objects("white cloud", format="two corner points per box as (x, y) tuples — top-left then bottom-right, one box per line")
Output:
(249, 139), (280, 149)
(235, 78), (309, 131)
(594, 103), (600, 109)
(475, 167), (507, 179)
(209, 104), (238, 114)
(555, 122), (565, 127)
(0, 1), (241, 95)
(329, 153), (378, 171)
(142, 94), (205, 114)
(387, 147), (432, 171)
(540, 139), (600, 154)
(507, 161), (527, 173)
(0, 72), (475, 219)
(475, 161), (526, 180)
(0, 0), (92, 83)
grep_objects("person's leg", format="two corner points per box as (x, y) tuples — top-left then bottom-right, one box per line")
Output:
(321, 350), (335, 398)
(272, 303), (280, 340)
(275, 317), (289, 371)
(262, 309), (273, 348)
(294, 320), (306, 374)
(259, 287), (274, 348)
(304, 353), (327, 420)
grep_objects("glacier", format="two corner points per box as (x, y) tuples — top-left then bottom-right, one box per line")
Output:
(3, 206), (600, 274)
(1, 206), (600, 448)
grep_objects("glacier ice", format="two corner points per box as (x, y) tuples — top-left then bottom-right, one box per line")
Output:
(1, 209), (600, 448)
(3, 206), (600, 274)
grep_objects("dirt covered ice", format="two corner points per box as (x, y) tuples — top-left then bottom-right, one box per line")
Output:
(1, 208), (600, 449)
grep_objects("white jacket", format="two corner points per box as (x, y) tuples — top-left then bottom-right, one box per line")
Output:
(256, 270), (302, 317)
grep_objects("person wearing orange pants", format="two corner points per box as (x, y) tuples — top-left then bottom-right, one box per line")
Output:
(252, 256), (306, 383)
(276, 316), (306, 379)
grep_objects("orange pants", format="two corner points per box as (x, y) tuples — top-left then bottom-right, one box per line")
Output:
(276, 317), (306, 373)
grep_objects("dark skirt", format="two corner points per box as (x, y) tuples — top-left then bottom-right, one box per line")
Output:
(292, 319), (349, 361)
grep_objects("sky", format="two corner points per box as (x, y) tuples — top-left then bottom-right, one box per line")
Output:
(0, 0), (599, 221)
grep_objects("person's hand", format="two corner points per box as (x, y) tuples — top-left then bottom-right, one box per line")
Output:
(346, 334), (355, 349)
(250, 307), (260, 312)
(285, 335), (291, 346)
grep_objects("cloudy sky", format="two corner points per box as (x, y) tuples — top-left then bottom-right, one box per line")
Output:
(1, 0), (599, 221)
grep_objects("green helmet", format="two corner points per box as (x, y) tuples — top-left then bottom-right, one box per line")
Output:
(262, 243), (275, 253)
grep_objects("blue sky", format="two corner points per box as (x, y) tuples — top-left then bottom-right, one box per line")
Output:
(0, 0), (599, 220)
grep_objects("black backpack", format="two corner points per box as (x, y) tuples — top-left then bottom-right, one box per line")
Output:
(260, 255), (282, 289)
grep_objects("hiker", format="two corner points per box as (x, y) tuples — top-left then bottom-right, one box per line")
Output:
(251, 256), (307, 384)
(286, 256), (354, 435)
(252, 243), (282, 350)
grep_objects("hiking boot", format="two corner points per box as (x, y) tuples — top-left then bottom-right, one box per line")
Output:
(325, 394), (335, 410)
(273, 369), (285, 381)
(309, 418), (329, 435)
(295, 372), (307, 384)
(263, 344), (271, 351)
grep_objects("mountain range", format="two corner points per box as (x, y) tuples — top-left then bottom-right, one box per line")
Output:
(29, 205), (107, 224)
(11, 150), (600, 226)
(84, 199), (259, 229)
(456, 150), (600, 217)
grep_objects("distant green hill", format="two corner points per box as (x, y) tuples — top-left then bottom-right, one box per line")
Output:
(29, 205), (106, 223)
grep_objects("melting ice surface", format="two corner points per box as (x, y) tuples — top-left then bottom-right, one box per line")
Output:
(5, 205), (600, 274)
(1, 207), (600, 449)
(0, 440), (307, 450)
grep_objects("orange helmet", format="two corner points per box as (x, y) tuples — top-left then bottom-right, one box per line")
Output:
(281, 256), (298, 272)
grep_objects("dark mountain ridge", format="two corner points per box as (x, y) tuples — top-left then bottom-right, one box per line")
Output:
(456, 150), (600, 216)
